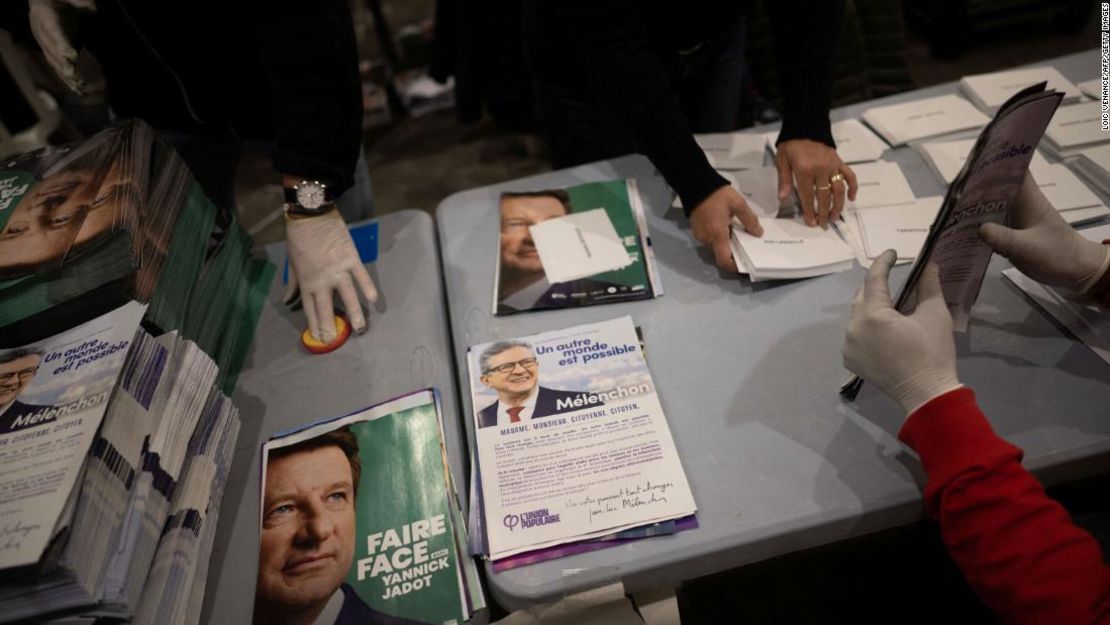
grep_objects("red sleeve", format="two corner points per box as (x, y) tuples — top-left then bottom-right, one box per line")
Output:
(898, 387), (1110, 625)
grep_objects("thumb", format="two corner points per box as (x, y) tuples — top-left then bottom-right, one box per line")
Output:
(978, 222), (1023, 259)
(913, 262), (945, 310)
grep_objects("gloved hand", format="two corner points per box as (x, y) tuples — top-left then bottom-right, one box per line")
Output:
(283, 208), (378, 343)
(979, 172), (1110, 294)
(28, 0), (97, 94)
(843, 250), (962, 415)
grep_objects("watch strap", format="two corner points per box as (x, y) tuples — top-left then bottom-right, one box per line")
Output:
(284, 201), (337, 218)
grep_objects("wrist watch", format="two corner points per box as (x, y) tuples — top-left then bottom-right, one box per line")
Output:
(283, 179), (336, 217)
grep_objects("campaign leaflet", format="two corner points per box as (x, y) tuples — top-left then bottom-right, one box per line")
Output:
(493, 179), (661, 315)
(467, 316), (696, 560)
(843, 83), (1064, 398)
(257, 390), (470, 625)
(0, 300), (146, 570)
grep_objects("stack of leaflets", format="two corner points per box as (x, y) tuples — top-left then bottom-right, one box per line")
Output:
(493, 179), (661, 315)
(862, 94), (990, 146)
(766, 119), (888, 163)
(844, 161), (917, 210)
(731, 214), (857, 281)
(1042, 102), (1108, 159)
(843, 196), (943, 262)
(959, 67), (1080, 113)
(1028, 162), (1109, 225)
(693, 132), (767, 170)
(844, 83), (1066, 398)
(917, 137), (1051, 184)
(0, 304), (243, 623)
(465, 317), (697, 567)
(1072, 143), (1110, 196)
(0, 120), (272, 389)
(255, 390), (484, 625)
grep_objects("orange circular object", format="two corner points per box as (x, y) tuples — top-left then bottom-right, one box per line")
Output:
(301, 314), (351, 354)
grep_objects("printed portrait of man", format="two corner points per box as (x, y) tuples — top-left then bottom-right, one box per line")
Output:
(496, 190), (620, 314)
(255, 427), (425, 625)
(0, 347), (49, 434)
(0, 138), (135, 279)
(477, 340), (597, 429)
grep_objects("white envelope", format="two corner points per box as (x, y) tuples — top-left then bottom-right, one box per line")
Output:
(1030, 163), (1101, 212)
(960, 67), (1080, 111)
(846, 161), (917, 209)
(862, 95), (990, 146)
(528, 209), (633, 284)
(694, 132), (767, 170)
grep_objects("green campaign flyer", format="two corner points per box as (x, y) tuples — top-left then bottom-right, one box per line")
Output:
(257, 390), (472, 625)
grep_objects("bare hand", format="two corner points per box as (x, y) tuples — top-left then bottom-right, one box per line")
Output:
(690, 184), (764, 273)
(776, 139), (857, 229)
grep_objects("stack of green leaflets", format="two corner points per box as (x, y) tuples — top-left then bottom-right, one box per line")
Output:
(0, 120), (273, 393)
(257, 390), (485, 625)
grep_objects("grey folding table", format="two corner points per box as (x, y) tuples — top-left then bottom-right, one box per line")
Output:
(200, 210), (466, 624)
(436, 49), (1110, 610)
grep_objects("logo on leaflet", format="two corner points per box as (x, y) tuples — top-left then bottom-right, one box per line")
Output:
(503, 508), (562, 532)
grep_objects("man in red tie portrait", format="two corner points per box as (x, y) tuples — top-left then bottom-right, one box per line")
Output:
(476, 341), (595, 429)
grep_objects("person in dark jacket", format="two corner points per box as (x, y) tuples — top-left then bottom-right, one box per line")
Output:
(523, 0), (859, 272)
(28, 0), (376, 344)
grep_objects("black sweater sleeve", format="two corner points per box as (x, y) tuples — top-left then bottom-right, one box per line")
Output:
(251, 0), (363, 195)
(560, 0), (728, 214)
(767, 0), (844, 147)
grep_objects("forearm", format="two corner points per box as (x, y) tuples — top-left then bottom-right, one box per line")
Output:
(560, 0), (727, 212)
(252, 0), (363, 195)
(766, 0), (844, 147)
(900, 389), (1110, 625)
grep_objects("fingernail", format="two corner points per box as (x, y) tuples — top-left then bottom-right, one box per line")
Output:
(352, 317), (367, 334)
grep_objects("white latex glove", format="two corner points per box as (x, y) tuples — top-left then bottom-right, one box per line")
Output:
(283, 209), (378, 343)
(843, 250), (962, 414)
(979, 171), (1110, 293)
(28, 0), (97, 94)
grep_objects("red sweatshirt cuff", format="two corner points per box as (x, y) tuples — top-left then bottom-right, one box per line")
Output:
(898, 388), (1023, 516)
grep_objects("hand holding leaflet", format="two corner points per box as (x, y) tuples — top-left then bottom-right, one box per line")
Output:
(843, 251), (962, 414)
(979, 173), (1110, 294)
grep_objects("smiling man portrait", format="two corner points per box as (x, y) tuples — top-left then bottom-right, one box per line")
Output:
(476, 341), (596, 429)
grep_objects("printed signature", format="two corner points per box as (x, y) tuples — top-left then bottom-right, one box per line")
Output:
(566, 480), (675, 524)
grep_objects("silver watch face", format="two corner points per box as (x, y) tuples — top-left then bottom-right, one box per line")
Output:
(295, 181), (328, 210)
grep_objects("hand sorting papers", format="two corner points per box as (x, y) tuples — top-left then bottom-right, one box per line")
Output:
(694, 132), (767, 170)
(730, 214), (856, 281)
(767, 119), (888, 164)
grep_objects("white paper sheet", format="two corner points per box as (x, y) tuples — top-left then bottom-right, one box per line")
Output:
(845, 161), (917, 209)
(529, 209), (633, 284)
(960, 67), (1080, 112)
(862, 94), (990, 146)
(855, 196), (942, 260)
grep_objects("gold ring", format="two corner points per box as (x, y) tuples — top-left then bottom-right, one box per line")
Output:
(830, 173), (845, 184)
(815, 184), (832, 192)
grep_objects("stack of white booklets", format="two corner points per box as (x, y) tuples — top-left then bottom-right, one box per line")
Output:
(694, 132), (767, 170)
(917, 137), (1051, 184)
(835, 161), (926, 264)
(845, 161), (917, 209)
(862, 94), (990, 146)
(0, 312), (241, 624)
(849, 196), (942, 261)
(730, 211), (856, 281)
(1073, 143), (1110, 195)
(1042, 102), (1108, 159)
(766, 119), (888, 163)
(959, 67), (1081, 113)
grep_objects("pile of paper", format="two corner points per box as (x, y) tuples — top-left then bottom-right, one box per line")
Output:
(917, 137), (1051, 184)
(693, 132), (767, 170)
(731, 215), (856, 281)
(862, 94), (990, 146)
(0, 120), (272, 389)
(843, 196), (942, 262)
(766, 119), (888, 163)
(1042, 102), (1108, 159)
(959, 66), (1080, 113)
(1030, 162), (1109, 225)
(466, 317), (697, 569)
(1072, 143), (1110, 195)
(1077, 78), (1102, 100)
(0, 303), (242, 624)
(257, 390), (484, 624)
